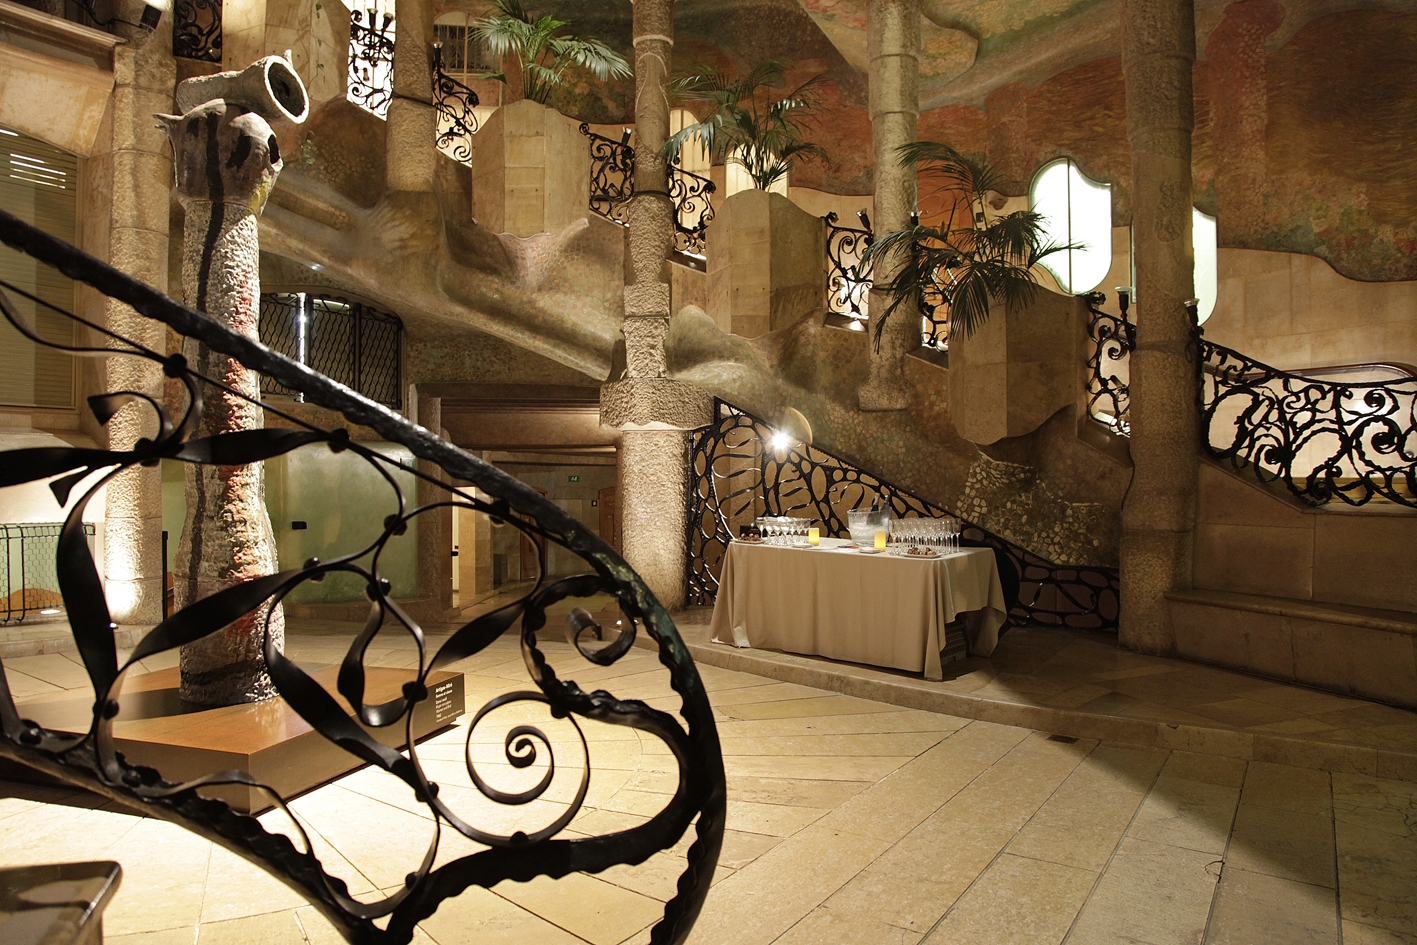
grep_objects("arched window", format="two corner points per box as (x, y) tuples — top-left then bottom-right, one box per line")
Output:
(1192, 207), (1217, 325)
(434, 12), (495, 74)
(1029, 158), (1112, 295)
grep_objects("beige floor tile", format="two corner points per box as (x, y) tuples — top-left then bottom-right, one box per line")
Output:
(1041, 684), (1114, 709)
(925, 853), (1097, 945)
(717, 732), (950, 758)
(707, 682), (836, 707)
(711, 709), (966, 739)
(928, 733), (1095, 833)
(286, 786), (441, 890)
(198, 843), (310, 924)
(415, 885), (588, 945)
(724, 798), (829, 837)
(813, 721), (1031, 843)
(101, 818), (213, 936)
(1008, 745), (1168, 871)
(1335, 817), (1417, 933)
(1341, 920), (1417, 944)
(1189, 697), (1305, 728)
(683, 824), (890, 945)
(824, 815), (1017, 932)
(1128, 771), (1242, 856)
(107, 928), (198, 945)
(195, 910), (306, 945)
(1240, 762), (1332, 815)
(1226, 805), (1336, 888)
(1205, 868), (1337, 945)
(724, 753), (914, 782)
(723, 777), (871, 809)
(774, 905), (923, 945)
(6, 652), (92, 690)
(718, 694), (907, 721)
(1064, 838), (1221, 945)
(717, 828), (785, 869)
(0, 803), (140, 869)
(494, 871), (662, 945)
(2, 666), (64, 698)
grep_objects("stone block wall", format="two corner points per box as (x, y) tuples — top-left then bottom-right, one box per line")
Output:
(706, 189), (826, 338)
(470, 99), (591, 238)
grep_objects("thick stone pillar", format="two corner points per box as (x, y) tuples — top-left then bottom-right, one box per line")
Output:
(1207, 0), (1283, 247)
(416, 392), (452, 603)
(163, 57), (308, 706)
(386, 0), (436, 191)
(102, 13), (175, 627)
(1119, 0), (1199, 654)
(599, 0), (711, 611)
(859, 0), (920, 411)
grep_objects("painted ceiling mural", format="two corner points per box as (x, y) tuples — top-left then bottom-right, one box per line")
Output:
(465, 0), (1414, 281)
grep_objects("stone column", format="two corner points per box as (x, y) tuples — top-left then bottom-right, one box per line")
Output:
(1119, 0), (1199, 654)
(599, 0), (711, 611)
(1207, 0), (1284, 247)
(416, 392), (452, 604)
(859, 0), (920, 411)
(102, 13), (176, 627)
(386, 0), (436, 191)
(162, 57), (309, 705)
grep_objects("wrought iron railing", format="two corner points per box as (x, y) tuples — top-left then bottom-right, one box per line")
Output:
(687, 401), (1120, 631)
(258, 292), (403, 408)
(432, 42), (479, 164)
(1085, 290), (1134, 436)
(348, 8), (395, 118)
(918, 263), (952, 351)
(2, 523), (95, 624)
(1202, 341), (1417, 508)
(581, 124), (635, 227)
(824, 211), (872, 324)
(669, 163), (715, 259)
(172, 0), (221, 62)
(0, 208), (725, 945)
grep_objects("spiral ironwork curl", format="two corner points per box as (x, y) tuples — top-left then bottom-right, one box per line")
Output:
(581, 124), (635, 227)
(432, 43), (480, 164)
(1201, 339), (1417, 508)
(824, 212), (873, 323)
(0, 208), (725, 945)
(1084, 290), (1134, 436)
(348, 9), (396, 119)
(669, 164), (716, 258)
(172, 0), (222, 62)
(686, 401), (1120, 631)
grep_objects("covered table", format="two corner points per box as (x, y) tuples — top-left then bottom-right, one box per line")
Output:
(709, 537), (1008, 680)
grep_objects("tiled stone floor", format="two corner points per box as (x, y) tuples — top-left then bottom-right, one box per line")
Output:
(1, 604), (1415, 945)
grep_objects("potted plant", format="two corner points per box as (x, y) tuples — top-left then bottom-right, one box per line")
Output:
(862, 142), (1070, 344)
(661, 58), (827, 192)
(471, 0), (631, 105)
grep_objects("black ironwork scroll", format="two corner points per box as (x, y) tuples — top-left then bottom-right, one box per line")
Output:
(824, 211), (873, 324)
(581, 124), (635, 227)
(1084, 290), (1134, 436)
(1201, 339), (1417, 508)
(0, 208), (725, 945)
(432, 42), (480, 164)
(669, 164), (715, 259)
(918, 261), (952, 351)
(348, 8), (396, 119)
(687, 401), (1120, 631)
(172, 0), (222, 62)
(259, 292), (403, 408)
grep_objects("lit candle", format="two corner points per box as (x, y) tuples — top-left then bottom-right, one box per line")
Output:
(874, 529), (887, 550)
(808, 527), (820, 546)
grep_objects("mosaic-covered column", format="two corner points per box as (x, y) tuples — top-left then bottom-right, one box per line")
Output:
(386, 0), (436, 191)
(162, 57), (309, 705)
(1119, 0), (1199, 654)
(859, 0), (920, 411)
(100, 14), (176, 626)
(600, 0), (711, 611)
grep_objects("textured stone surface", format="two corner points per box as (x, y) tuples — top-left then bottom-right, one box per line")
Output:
(705, 190), (826, 340)
(470, 99), (592, 238)
(163, 66), (303, 706)
(619, 428), (690, 610)
(957, 453), (1113, 567)
(600, 379), (712, 431)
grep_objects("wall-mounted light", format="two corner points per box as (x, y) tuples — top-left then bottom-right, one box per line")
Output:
(769, 430), (793, 451)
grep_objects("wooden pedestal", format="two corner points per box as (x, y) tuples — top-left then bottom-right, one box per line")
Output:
(13, 666), (465, 813)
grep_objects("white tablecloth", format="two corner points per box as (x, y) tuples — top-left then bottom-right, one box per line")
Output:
(709, 538), (1008, 680)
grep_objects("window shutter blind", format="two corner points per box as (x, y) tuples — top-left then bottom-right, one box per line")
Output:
(0, 126), (78, 409)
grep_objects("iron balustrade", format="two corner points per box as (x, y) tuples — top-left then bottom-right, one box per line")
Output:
(0, 207), (724, 945)
(918, 263), (952, 351)
(1202, 340), (1417, 508)
(668, 163), (716, 260)
(1, 523), (95, 625)
(348, 8), (395, 118)
(687, 401), (1121, 631)
(824, 211), (872, 323)
(432, 42), (480, 164)
(1084, 290), (1134, 436)
(258, 292), (402, 408)
(172, 0), (221, 61)
(581, 124), (635, 227)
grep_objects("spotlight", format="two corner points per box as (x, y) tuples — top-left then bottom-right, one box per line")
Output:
(39, 608), (61, 615)
(770, 431), (792, 451)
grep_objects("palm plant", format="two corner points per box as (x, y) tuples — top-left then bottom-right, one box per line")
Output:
(662, 58), (827, 192)
(863, 141), (1072, 343)
(471, 0), (631, 106)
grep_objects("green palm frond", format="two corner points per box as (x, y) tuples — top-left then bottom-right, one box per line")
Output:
(472, 0), (630, 105)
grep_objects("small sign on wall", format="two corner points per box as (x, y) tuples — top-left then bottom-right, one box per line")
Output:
(568, 475), (580, 482)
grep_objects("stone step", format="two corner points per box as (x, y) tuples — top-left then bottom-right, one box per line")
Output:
(1167, 587), (1417, 710)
